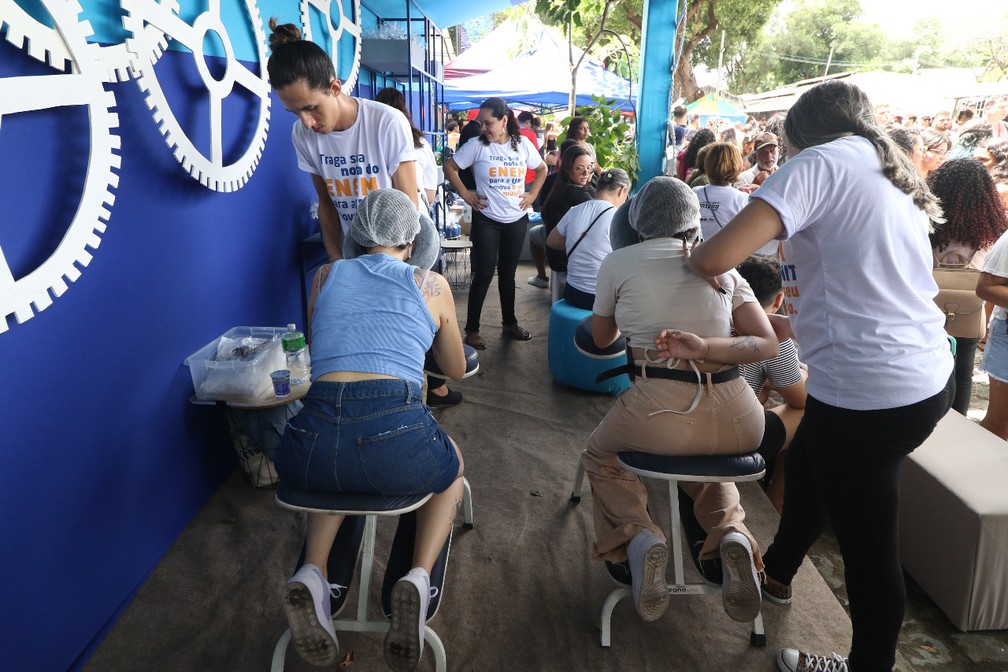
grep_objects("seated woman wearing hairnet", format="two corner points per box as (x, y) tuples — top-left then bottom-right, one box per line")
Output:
(273, 189), (466, 671)
(582, 176), (778, 625)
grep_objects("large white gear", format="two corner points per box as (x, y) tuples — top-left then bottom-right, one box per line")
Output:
(123, 0), (271, 192)
(0, 0), (120, 333)
(301, 0), (362, 92)
(0, 0), (175, 82)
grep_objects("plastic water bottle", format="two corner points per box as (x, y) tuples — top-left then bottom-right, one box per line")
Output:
(281, 323), (311, 385)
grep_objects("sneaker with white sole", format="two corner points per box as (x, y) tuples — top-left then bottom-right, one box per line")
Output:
(720, 531), (762, 622)
(527, 275), (549, 288)
(281, 563), (339, 667)
(777, 648), (849, 672)
(384, 569), (431, 671)
(626, 530), (669, 622)
(761, 573), (793, 605)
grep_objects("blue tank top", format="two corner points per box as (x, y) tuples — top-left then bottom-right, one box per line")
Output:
(311, 254), (437, 386)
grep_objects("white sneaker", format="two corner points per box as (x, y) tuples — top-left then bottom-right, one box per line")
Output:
(384, 568), (431, 671)
(720, 531), (762, 622)
(626, 530), (669, 622)
(281, 564), (339, 666)
(527, 275), (549, 288)
(777, 648), (849, 672)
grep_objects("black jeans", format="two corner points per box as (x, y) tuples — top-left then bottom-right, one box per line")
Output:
(762, 373), (953, 672)
(465, 211), (528, 332)
(951, 336), (978, 415)
(563, 284), (595, 310)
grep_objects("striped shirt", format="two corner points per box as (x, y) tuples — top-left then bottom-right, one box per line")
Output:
(741, 338), (803, 395)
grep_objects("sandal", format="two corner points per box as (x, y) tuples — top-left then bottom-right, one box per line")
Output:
(465, 331), (486, 350)
(502, 324), (532, 341)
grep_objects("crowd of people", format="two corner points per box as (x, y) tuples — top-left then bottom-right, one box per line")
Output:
(264, 17), (1008, 672)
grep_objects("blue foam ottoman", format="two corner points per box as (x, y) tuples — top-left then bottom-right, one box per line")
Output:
(548, 300), (631, 396)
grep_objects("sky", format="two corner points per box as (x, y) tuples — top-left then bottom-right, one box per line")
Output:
(831, 0), (1004, 40)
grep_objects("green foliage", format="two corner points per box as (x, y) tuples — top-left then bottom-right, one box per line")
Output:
(562, 95), (639, 186)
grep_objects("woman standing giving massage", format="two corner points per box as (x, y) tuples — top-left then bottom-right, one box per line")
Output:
(444, 97), (547, 349)
(682, 81), (954, 672)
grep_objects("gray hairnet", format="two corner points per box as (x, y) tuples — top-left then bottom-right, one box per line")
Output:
(628, 176), (701, 240)
(343, 189), (441, 269)
(351, 189), (420, 248)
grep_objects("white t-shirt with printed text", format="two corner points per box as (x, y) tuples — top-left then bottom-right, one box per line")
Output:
(452, 135), (542, 223)
(292, 97), (415, 236)
(694, 184), (779, 256)
(752, 135), (952, 410)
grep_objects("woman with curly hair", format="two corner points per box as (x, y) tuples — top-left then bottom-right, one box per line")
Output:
(975, 137), (1008, 208)
(928, 158), (1008, 413)
(677, 128), (715, 181)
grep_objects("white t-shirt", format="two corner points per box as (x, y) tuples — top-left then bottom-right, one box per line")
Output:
(452, 135), (542, 223)
(415, 137), (438, 196)
(694, 184), (779, 256)
(594, 238), (757, 350)
(292, 97), (414, 236)
(752, 135), (952, 410)
(981, 229), (1008, 322)
(556, 200), (616, 295)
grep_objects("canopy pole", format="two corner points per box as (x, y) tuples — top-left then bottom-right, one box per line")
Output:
(636, 0), (680, 187)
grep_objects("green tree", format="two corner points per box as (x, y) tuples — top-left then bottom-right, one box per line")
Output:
(673, 0), (783, 101)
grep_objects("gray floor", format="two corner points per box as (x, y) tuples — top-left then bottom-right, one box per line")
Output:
(85, 263), (1007, 671)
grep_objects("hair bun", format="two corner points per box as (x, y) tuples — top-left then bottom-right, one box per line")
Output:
(267, 18), (302, 49)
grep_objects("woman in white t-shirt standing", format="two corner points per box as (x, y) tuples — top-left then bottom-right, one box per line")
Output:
(685, 81), (955, 672)
(444, 98), (547, 349)
(375, 87), (438, 208)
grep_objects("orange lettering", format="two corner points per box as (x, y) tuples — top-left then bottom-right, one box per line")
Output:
(359, 176), (378, 195)
(333, 178), (354, 197)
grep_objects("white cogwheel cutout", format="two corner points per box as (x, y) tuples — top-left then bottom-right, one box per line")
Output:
(301, 0), (362, 92)
(123, 0), (271, 192)
(0, 0), (174, 82)
(0, 0), (120, 333)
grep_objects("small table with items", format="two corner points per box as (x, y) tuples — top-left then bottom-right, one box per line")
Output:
(440, 236), (473, 289)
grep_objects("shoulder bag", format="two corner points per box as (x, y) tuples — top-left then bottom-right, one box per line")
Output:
(933, 254), (986, 339)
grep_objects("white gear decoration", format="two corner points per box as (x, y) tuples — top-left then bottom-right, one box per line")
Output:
(0, 0), (120, 333)
(123, 0), (271, 192)
(0, 0), (175, 82)
(300, 0), (362, 92)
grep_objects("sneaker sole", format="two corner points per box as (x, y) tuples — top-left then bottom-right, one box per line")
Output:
(282, 582), (338, 667)
(638, 543), (670, 622)
(721, 538), (762, 622)
(384, 580), (424, 671)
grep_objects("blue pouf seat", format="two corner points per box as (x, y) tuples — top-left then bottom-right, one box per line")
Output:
(548, 300), (631, 396)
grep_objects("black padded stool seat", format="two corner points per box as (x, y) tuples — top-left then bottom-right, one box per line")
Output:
(574, 315), (627, 358)
(617, 452), (766, 482)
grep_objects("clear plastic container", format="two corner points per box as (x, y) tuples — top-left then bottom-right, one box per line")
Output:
(184, 326), (288, 404)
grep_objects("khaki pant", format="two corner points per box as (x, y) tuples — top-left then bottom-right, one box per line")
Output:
(583, 374), (765, 569)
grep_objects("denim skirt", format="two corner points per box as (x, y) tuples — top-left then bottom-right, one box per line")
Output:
(981, 317), (1008, 383)
(273, 379), (460, 496)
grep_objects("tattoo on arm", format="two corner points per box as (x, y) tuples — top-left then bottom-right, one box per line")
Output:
(728, 335), (759, 354)
(414, 270), (442, 300)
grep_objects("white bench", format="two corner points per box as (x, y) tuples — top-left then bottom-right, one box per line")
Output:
(899, 410), (1008, 631)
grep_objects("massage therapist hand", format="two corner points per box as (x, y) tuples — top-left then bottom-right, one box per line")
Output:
(681, 238), (726, 293)
(654, 329), (708, 361)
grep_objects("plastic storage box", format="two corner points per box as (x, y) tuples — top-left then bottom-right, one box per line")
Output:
(184, 326), (288, 404)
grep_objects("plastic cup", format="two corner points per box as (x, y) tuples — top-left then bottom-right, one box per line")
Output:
(271, 369), (291, 398)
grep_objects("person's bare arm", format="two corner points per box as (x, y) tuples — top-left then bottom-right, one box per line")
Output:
(653, 301), (779, 364)
(592, 313), (620, 349)
(546, 226), (566, 251)
(771, 368), (808, 410)
(520, 162), (548, 210)
(418, 270), (466, 380)
(976, 271), (1008, 308)
(689, 199), (785, 277)
(311, 174), (343, 262)
(305, 263), (332, 343)
(391, 160), (420, 209)
(443, 157), (487, 211)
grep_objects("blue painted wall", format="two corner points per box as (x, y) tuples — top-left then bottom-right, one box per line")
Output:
(0, 2), (321, 669)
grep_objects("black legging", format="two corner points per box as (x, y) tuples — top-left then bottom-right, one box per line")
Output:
(951, 337), (978, 415)
(465, 211), (528, 333)
(761, 373), (953, 672)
